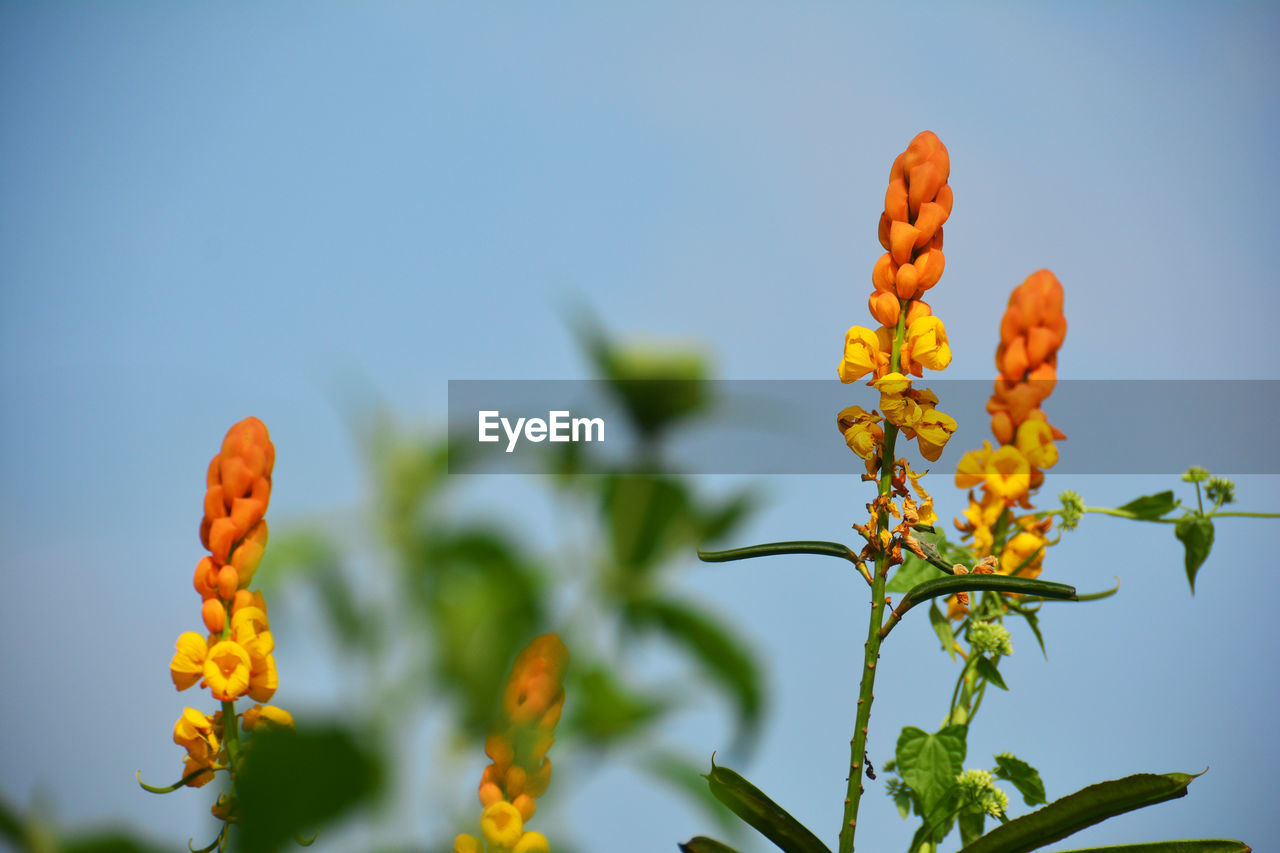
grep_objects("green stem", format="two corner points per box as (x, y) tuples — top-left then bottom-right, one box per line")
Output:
(837, 302), (908, 853)
(1211, 510), (1280, 519)
(947, 652), (977, 725)
(1194, 482), (1204, 515)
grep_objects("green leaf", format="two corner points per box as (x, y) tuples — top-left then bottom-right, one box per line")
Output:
(698, 540), (860, 565)
(1022, 609), (1047, 659)
(628, 597), (763, 742)
(993, 754), (1047, 806)
(1174, 516), (1215, 593)
(973, 655), (1008, 691)
(928, 601), (957, 660)
(236, 725), (382, 853)
(679, 837), (745, 853)
(1117, 491), (1179, 519)
(1051, 842), (1251, 853)
(905, 576), (1076, 609)
(641, 751), (740, 836)
(895, 725), (968, 829)
(958, 771), (1205, 853)
(888, 551), (947, 593)
(704, 763), (830, 853)
(959, 812), (987, 846)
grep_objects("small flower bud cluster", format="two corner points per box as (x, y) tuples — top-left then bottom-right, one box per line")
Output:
(165, 418), (292, 804)
(837, 132), (957, 470)
(455, 634), (568, 853)
(956, 769), (1009, 817)
(967, 621), (1013, 657)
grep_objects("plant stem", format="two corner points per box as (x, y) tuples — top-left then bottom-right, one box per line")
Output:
(837, 304), (908, 853)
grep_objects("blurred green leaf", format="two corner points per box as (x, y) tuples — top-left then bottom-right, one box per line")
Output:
(425, 529), (544, 737)
(704, 763), (829, 853)
(1116, 491), (1178, 520)
(566, 664), (668, 745)
(627, 597), (763, 742)
(236, 725), (381, 853)
(958, 771), (1204, 853)
(61, 834), (171, 853)
(993, 754), (1047, 806)
(1174, 516), (1214, 593)
(601, 474), (696, 580)
(1052, 842), (1251, 853)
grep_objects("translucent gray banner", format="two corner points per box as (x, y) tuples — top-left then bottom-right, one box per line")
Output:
(446, 380), (1280, 475)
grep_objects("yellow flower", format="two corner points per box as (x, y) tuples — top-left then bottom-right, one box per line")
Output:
(837, 406), (884, 460)
(1016, 418), (1058, 469)
(983, 445), (1031, 501)
(480, 800), (524, 848)
(1001, 530), (1045, 578)
(173, 708), (219, 762)
(904, 463), (937, 526)
(514, 831), (551, 853)
(838, 326), (881, 383)
(954, 442), (993, 490)
(182, 752), (218, 788)
(453, 835), (484, 853)
(906, 315), (952, 371)
(232, 606), (274, 657)
(204, 640), (252, 702)
(914, 406), (957, 462)
(242, 704), (294, 731)
(170, 632), (208, 691)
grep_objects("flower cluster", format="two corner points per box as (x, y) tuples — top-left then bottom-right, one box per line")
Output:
(165, 418), (292, 811)
(838, 131), (957, 470)
(950, 272), (1068, 617)
(955, 769), (1009, 817)
(455, 634), (569, 853)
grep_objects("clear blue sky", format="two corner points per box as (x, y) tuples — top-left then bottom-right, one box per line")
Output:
(2, 2), (1278, 850)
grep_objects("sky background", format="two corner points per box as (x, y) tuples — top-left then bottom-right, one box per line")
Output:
(2, 2), (1278, 851)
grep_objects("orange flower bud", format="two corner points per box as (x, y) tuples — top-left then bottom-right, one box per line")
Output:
(216, 566), (239, 600)
(513, 793), (537, 822)
(194, 557), (219, 600)
(889, 221), (921, 266)
(868, 291), (900, 327)
(202, 599), (226, 634)
(871, 253), (896, 293)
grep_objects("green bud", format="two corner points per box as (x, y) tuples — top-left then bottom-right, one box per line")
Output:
(1205, 476), (1236, 506)
(1181, 465), (1210, 483)
(968, 621), (1013, 657)
(1058, 490), (1084, 531)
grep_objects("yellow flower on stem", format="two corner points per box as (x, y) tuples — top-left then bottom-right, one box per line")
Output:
(983, 445), (1031, 501)
(1000, 529), (1046, 578)
(955, 442), (994, 490)
(204, 640), (252, 702)
(514, 832), (551, 853)
(1016, 418), (1058, 469)
(241, 704), (294, 731)
(905, 315), (952, 371)
(837, 406), (884, 461)
(170, 632), (208, 691)
(838, 326), (883, 383)
(914, 406), (957, 462)
(480, 800), (524, 847)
